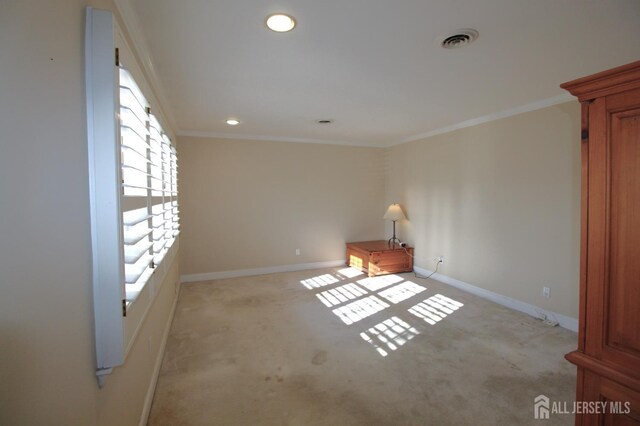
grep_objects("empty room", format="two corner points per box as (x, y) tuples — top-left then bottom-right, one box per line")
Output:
(2, 1), (640, 425)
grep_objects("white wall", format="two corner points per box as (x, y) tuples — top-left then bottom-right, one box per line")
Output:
(0, 1), (179, 424)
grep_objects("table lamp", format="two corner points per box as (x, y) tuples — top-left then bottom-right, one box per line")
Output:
(383, 203), (406, 247)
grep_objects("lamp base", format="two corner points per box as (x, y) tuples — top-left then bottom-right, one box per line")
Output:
(388, 220), (402, 247)
(388, 237), (402, 247)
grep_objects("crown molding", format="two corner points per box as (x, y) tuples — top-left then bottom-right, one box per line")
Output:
(387, 93), (575, 147)
(178, 94), (575, 149)
(560, 59), (640, 102)
(176, 130), (383, 148)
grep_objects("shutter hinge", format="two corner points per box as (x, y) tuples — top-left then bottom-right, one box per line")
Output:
(122, 299), (127, 317)
(115, 47), (120, 66)
(581, 129), (589, 140)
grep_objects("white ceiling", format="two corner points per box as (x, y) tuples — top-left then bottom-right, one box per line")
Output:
(120, 0), (640, 147)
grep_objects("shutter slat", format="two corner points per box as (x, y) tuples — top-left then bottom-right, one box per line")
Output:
(117, 68), (179, 304)
(124, 253), (153, 284)
(124, 241), (152, 264)
(123, 183), (152, 190)
(123, 228), (152, 245)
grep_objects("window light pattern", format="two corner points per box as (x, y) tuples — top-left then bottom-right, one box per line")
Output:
(356, 274), (404, 292)
(408, 294), (464, 325)
(300, 274), (340, 290)
(332, 296), (390, 325)
(299, 266), (465, 358)
(360, 316), (420, 357)
(336, 267), (365, 279)
(316, 283), (368, 308)
(378, 281), (426, 304)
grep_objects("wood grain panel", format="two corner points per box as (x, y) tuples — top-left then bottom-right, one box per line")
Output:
(578, 101), (590, 352)
(563, 61), (640, 426)
(607, 105), (640, 358)
(585, 96), (608, 359)
(578, 371), (640, 426)
(346, 241), (413, 277)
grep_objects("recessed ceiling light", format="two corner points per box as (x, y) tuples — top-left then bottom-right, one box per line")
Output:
(266, 13), (296, 32)
(226, 119), (240, 126)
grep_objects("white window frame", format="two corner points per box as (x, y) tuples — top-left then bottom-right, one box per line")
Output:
(85, 7), (179, 386)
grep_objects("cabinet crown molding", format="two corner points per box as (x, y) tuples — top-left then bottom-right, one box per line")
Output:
(561, 60), (640, 101)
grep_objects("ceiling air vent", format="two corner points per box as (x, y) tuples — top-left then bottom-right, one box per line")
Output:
(438, 29), (479, 49)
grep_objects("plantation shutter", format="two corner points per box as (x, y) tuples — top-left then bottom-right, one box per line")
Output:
(119, 68), (154, 301)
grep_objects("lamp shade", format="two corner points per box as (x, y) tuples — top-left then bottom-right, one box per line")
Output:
(383, 203), (406, 221)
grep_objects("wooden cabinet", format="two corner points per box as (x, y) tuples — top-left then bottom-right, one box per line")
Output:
(562, 60), (640, 425)
(346, 240), (413, 277)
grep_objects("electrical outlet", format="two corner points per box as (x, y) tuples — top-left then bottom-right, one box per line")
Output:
(543, 286), (550, 298)
(438, 256), (444, 264)
(295, 248), (300, 256)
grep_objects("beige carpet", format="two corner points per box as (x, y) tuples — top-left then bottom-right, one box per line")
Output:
(148, 267), (577, 425)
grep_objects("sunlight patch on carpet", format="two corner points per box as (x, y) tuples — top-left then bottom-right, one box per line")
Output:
(300, 273), (340, 289)
(357, 274), (404, 292)
(316, 283), (368, 307)
(408, 294), (464, 325)
(361, 316), (420, 357)
(378, 281), (426, 304)
(332, 296), (390, 325)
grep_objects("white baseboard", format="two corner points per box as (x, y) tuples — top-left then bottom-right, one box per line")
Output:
(180, 260), (346, 283)
(139, 281), (180, 426)
(413, 266), (578, 332)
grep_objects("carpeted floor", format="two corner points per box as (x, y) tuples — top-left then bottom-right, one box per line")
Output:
(148, 267), (577, 425)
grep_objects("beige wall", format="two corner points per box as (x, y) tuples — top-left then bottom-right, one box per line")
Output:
(178, 137), (386, 276)
(0, 1), (179, 424)
(0, 0), (581, 422)
(179, 105), (581, 318)
(386, 102), (581, 318)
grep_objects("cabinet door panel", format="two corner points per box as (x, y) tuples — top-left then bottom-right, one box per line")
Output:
(607, 104), (640, 358)
(597, 90), (640, 372)
(584, 89), (640, 374)
(562, 61), (640, 426)
(579, 372), (640, 426)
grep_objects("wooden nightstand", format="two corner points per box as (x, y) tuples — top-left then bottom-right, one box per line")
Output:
(346, 240), (413, 277)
